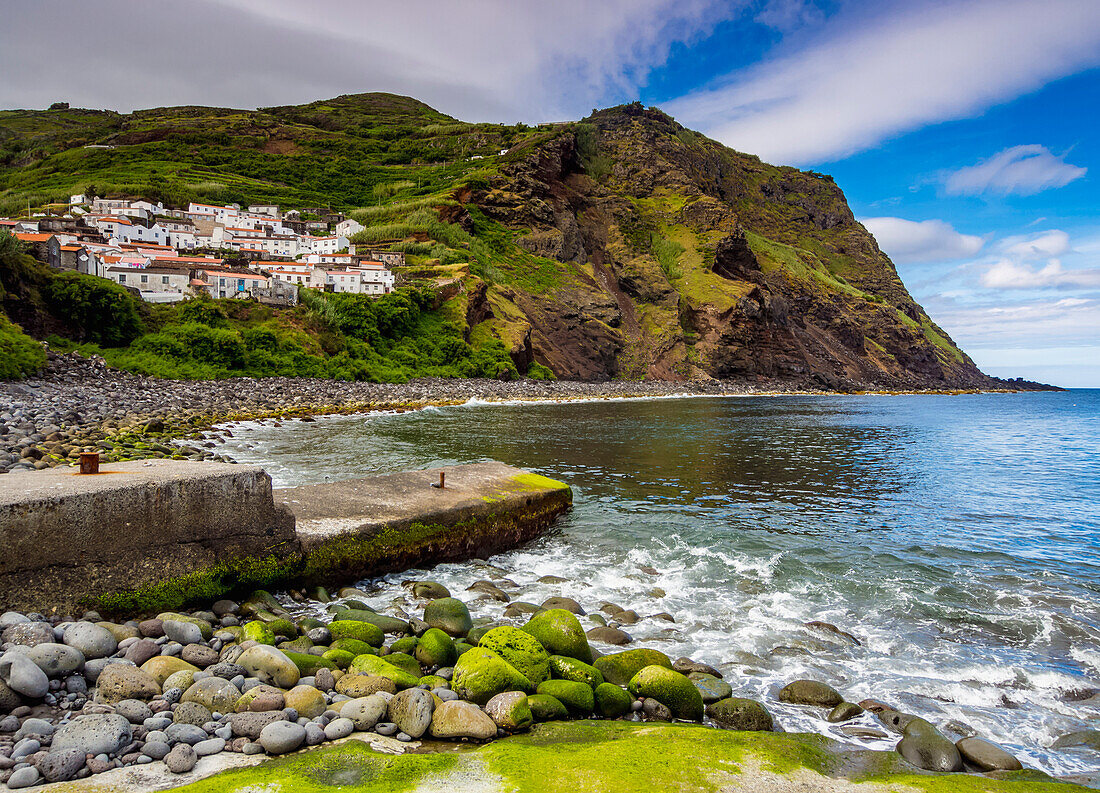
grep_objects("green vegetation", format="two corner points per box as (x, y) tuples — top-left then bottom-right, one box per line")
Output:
(0, 314), (45, 379)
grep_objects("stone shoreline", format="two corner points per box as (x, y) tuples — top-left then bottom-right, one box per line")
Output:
(0, 352), (1037, 475)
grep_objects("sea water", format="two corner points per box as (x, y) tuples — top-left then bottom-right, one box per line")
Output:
(213, 390), (1100, 776)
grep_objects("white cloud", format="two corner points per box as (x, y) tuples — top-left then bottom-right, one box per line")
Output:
(944, 145), (1086, 196)
(0, 0), (738, 121)
(861, 217), (984, 263)
(980, 259), (1100, 289)
(923, 293), (1100, 349)
(754, 0), (826, 33)
(998, 230), (1071, 260)
(665, 0), (1100, 164)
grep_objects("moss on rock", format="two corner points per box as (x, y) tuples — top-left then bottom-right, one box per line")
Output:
(628, 665), (703, 721)
(594, 682), (632, 718)
(593, 648), (671, 687)
(350, 654), (420, 689)
(521, 608), (591, 663)
(548, 655), (603, 688)
(535, 679), (595, 716)
(480, 626), (551, 684)
(415, 627), (458, 668)
(328, 619), (384, 647)
(423, 597), (473, 637)
(452, 647), (533, 706)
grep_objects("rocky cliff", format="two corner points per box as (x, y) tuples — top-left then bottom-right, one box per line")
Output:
(454, 103), (990, 389)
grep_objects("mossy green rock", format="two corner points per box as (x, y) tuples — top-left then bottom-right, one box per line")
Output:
(423, 598), (473, 637)
(777, 679), (843, 707)
(280, 636), (314, 654)
(527, 693), (569, 722)
(267, 618), (298, 639)
(339, 610), (411, 635)
(415, 628), (458, 668)
(411, 581), (450, 599)
(237, 645), (300, 689)
(351, 653), (420, 689)
(242, 620), (276, 645)
(331, 638), (375, 657)
(454, 641), (474, 656)
(141, 656), (200, 687)
(690, 673), (733, 704)
(594, 682), (632, 718)
(521, 609), (591, 663)
(706, 697), (774, 731)
(383, 652), (422, 678)
(283, 650), (339, 676)
(420, 674), (449, 689)
(328, 620), (384, 647)
(156, 613), (213, 640)
(389, 636), (419, 656)
(452, 647), (533, 706)
(536, 680), (595, 716)
(479, 626), (551, 685)
(549, 655), (603, 688)
(485, 691), (533, 731)
(322, 649), (356, 669)
(628, 665), (704, 721)
(593, 648), (672, 687)
(897, 718), (963, 772)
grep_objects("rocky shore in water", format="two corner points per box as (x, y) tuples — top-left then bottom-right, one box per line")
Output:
(0, 351), (1035, 476)
(0, 580), (1050, 790)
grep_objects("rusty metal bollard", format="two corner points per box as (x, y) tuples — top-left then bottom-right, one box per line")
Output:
(431, 471), (445, 489)
(79, 451), (100, 475)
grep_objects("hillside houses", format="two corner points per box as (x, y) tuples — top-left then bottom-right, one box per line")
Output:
(5, 196), (403, 307)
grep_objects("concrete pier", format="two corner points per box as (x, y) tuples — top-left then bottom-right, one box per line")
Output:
(0, 459), (571, 614)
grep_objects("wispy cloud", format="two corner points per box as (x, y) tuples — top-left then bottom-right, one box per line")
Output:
(923, 293), (1100, 349)
(943, 145), (1087, 196)
(666, 0), (1100, 164)
(861, 217), (985, 263)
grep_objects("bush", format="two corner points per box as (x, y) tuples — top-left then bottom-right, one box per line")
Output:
(526, 362), (556, 380)
(0, 315), (46, 379)
(45, 271), (143, 346)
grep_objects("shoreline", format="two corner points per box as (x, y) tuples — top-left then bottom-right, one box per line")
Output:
(0, 352), (1059, 475)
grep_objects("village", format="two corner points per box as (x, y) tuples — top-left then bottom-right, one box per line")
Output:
(1, 196), (398, 306)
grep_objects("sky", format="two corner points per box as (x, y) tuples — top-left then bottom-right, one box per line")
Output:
(3, 0), (1099, 385)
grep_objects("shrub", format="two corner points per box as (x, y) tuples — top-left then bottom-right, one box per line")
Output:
(45, 271), (143, 346)
(0, 315), (46, 379)
(526, 362), (556, 380)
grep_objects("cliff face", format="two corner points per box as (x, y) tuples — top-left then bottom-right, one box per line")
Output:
(459, 104), (989, 389)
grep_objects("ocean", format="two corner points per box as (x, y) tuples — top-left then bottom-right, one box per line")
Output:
(212, 389), (1100, 776)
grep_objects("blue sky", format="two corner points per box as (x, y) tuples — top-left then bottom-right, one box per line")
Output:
(3, 0), (1099, 385)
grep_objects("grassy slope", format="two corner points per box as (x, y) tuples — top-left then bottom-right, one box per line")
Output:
(0, 94), (978, 385)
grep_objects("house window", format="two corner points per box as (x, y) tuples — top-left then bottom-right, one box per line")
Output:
(117, 274), (125, 283)
(162, 276), (169, 284)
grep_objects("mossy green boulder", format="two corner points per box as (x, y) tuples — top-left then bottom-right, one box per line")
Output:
(415, 628), (458, 668)
(242, 620), (276, 645)
(595, 682), (633, 718)
(322, 649), (356, 669)
(521, 609), (591, 663)
(706, 697), (774, 731)
(485, 691), (533, 731)
(452, 647), (533, 706)
(454, 641), (474, 656)
(479, 626), (550, 684)
(466, 624), (499, 645)
(328, 620), (384, 647)
(411, 581), (450, 599)
(350, 654), (420, 689)
(267, 618), (298, 639)
(536, 680), (595, 716)
(549, 655), (603, 688)
(389, 636), (419, 656)
(280, 636), (314, 654)
(594, 648), (672, 687)
(162, 669), (197, 693)
(424, 597), (473, 637)
(283, 650), (339, 676)
(383, 652), (422, 678)
(331, 638), (375, 657)
(419, 674), (449, 689)
(628, 665), (704, 721)
(527, 693), (569, 722)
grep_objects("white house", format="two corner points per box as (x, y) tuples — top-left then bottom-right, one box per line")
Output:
(194, 269), (269, 299)
(247, 204), (279, 218)
(307, 235), (349, 256)
(335, 218), (363, 237)
(349, 262), (395, 294)
(109, 265), (190, 301)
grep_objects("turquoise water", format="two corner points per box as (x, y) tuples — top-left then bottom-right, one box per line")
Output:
(215, 390), (1100, 775)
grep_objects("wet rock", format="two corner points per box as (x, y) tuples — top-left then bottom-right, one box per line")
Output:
(541, 597), (585, 615)
(805, 621), (861, 646)
(423, 598), (473, 637)
(1052, 730), (1100, 750)
(586, 626), (632, 645)
(521, 609), (592, 663)
(628, 665), (703, 721)
(827, 702), (865, 722)
(689, 673), (732, 704)
(778, 679), (843, 707)
(467, 581), (510, 603)
(673, 657), (722, 678)
(410, 581), (450, 600)
(875, 708), (919, 734)
(593, 648), (671, 687)
(706, 697), (775, 731)
(956, 736), (1023, 771)
(485, 691), (533, 731)
(896, 718), (963, 772)
(642, 698), (672, 721)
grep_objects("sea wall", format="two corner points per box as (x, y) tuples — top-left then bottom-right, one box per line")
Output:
(0, 460), (297, 615)
(0, 459), (572, 616)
